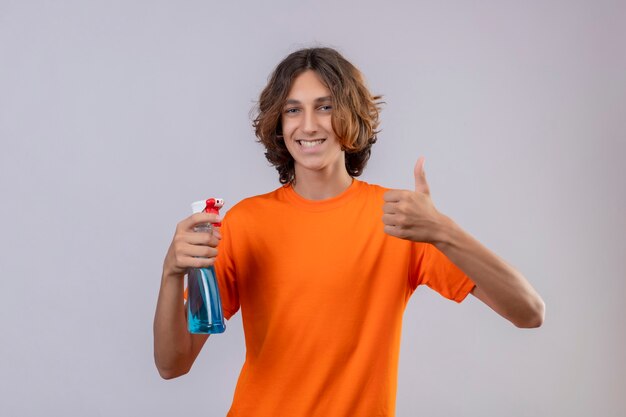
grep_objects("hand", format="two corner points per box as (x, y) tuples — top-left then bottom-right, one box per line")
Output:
(382, 157), (447, 243)
(163, 212), (222, 278)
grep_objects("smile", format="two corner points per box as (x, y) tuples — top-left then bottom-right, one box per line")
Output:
(296, 139), (326, 148)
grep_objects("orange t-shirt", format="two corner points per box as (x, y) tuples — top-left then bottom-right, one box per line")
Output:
(214, 179), (474, 416)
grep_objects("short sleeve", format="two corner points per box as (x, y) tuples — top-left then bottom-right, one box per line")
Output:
(214, 212), (240, 319)
(409, 243), (475, 303)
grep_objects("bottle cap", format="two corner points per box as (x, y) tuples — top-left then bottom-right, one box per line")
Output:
(191, 198), (224, 217)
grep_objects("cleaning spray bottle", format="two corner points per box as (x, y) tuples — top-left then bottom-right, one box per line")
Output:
(187, 198), (226, 334)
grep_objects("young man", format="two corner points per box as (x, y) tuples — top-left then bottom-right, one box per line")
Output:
(154, 47), (545, 416)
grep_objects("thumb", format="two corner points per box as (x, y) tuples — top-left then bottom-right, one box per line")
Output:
(414, 156), (430, 195)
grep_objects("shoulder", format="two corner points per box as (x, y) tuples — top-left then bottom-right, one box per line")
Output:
(354, 179), (390, 199)
(223, 187), (286, 223)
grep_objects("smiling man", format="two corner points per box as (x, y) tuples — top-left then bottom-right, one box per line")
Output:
(275, 71), (352, 200)
(153, 47), (545, 417)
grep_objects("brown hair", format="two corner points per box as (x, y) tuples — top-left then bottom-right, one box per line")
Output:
(253, 47), (383, 184)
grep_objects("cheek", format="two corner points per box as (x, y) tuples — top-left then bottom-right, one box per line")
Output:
(323, 116), (338, 138)
(281, 117), (297, 136)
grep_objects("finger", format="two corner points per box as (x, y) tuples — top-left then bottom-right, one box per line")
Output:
(179, 212), (221, 231)
(414, 156), (430, 195)
(185, 232), (221, 247)
(382, 213), (402, 227)
(383, 189), (409, 202)
(383, 224), (407, 239)
(384, 213), (412, 228)
(181, 255), (217, 269)
(185, 244), (218, 259)
(382, 202), (398, 214)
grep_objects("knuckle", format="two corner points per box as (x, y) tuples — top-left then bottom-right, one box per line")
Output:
(173, 233), (185, 245)
(207, 233), (218, 245)
(195, 257), (213, 268)
(195, 232), (208, 244)
(175, 219), (188, 232)
(385, 226), (398, 237)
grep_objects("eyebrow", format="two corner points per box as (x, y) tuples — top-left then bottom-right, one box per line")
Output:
(284, 96), (332, 105)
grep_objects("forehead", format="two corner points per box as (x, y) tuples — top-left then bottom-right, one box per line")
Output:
(286, 70), (331, 99)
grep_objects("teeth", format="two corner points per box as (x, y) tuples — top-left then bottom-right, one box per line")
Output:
(298, 139), (324, 147)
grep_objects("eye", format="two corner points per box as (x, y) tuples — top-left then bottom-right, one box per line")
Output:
(318, 105), (333, 111)
(284, 107), (300, 114)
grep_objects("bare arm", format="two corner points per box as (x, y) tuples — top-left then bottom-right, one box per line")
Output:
(435, 216), (544, 328)
(383, 157), (544, 328)
(153, 212), (221, 379)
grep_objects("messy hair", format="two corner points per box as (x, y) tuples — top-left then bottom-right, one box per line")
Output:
(253, 47), (383, 184)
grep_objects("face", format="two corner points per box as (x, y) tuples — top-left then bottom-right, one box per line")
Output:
(280, 70), (346, 178)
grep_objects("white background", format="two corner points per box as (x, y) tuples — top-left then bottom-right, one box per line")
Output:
(1, 1), (625, 416)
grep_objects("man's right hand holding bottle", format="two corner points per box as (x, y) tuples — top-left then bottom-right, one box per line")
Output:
(162, 212), (222, 278)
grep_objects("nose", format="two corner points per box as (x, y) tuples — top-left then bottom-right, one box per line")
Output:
(302, 109), (318, 134)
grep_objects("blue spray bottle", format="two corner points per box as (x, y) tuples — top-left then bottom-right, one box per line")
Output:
(187, 198), (226, 334)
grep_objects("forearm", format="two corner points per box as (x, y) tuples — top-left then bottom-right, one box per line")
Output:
(153, 272), (207, 378)
(434, 216), (545, 328)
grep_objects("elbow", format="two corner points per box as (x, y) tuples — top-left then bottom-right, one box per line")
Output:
(157, 364), (190, 380)
(515, 314), (543, 329)
(154, 354), (191, 380)
(514, 298), (545, 329)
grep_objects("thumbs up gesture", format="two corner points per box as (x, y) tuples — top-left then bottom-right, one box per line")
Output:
(382, 157), (447, 243)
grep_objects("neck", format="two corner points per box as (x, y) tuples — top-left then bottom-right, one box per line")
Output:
(292, 165), (353, 200)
